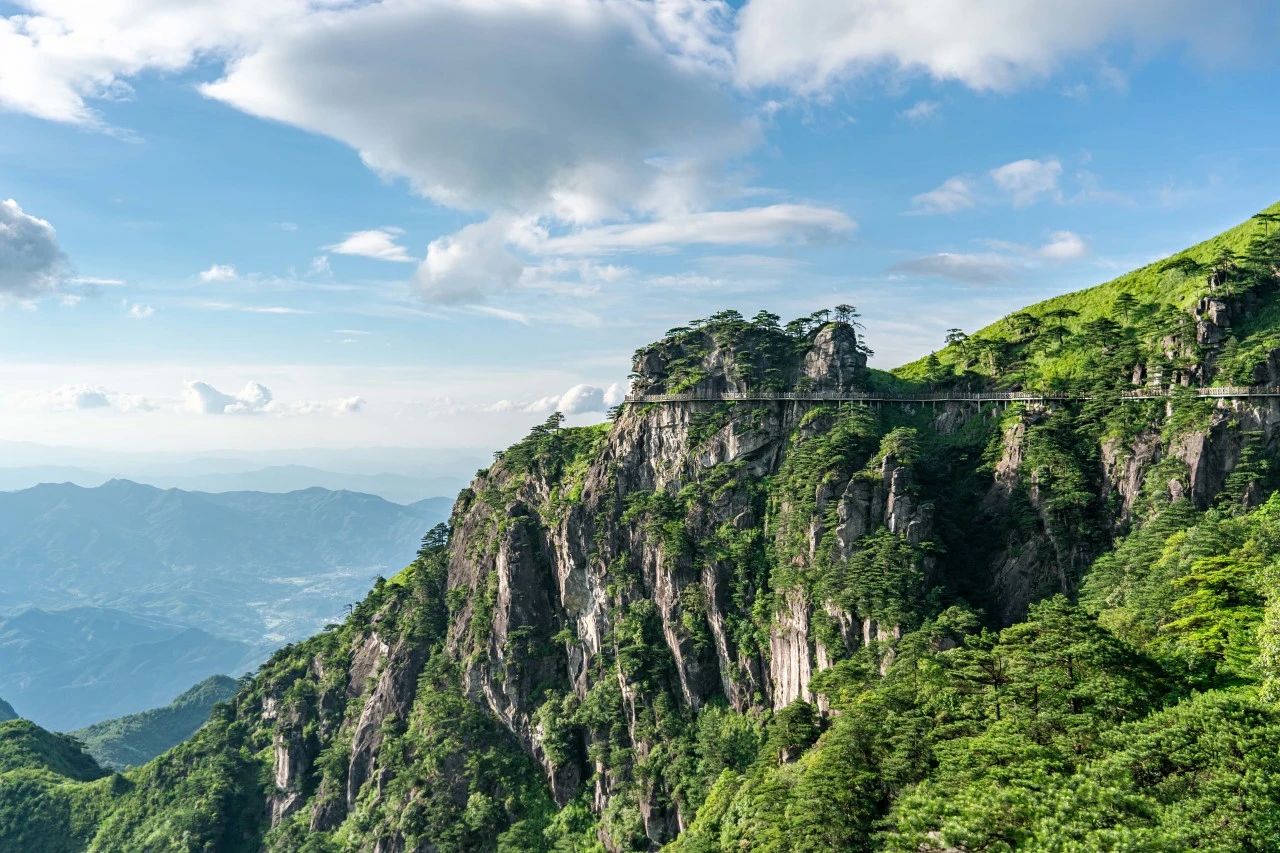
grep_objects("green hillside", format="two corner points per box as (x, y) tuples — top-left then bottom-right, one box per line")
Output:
(0, 722), (105, 781)
(898, 202), (1280, 390)
(71, 675), (238, 771)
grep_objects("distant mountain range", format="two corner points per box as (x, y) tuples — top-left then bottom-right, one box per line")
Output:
(0, 441), (486, 503)
(0, 464), (465, 505)
(0, 480), (449, 729)
(0, 698), (14, 721)
(0, 608), (249, 730)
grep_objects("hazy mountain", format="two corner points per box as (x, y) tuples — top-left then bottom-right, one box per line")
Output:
(72, 675), (239, 770)
(0, 607), (251, 730)
(0, 480), (449, 729)
(0, 480), (449, 643)
(0, 698), (14, 721)
(0, 443), (486, 502)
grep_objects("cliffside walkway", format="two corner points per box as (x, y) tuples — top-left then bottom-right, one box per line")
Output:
(623, 386), (1280, 405)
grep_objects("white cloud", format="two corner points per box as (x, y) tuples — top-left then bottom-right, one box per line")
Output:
(13, 384), (156, 412)
(202, 0), (748, 220)
(909, 177), (976, 215)
(899, 100), (939, 122)
(199, 263), (238, 282)
(0, 198), (67, 299)
(1038, 230), (1088, 261)
(325, 228), (414, 263)
(492, 381), (623, 416)
(308, 255), (331, 276)
(891, 253), (1019, 284)
(733, 0), (1266, 94)
(186, 380), (273, 415)
(416, 218), (526, 305)
(894, 229), (1089, 283)
(49, 385), (110, 410)
(128, 302), (155, 319)
(540, 204), (855, 254)
(193, 300), (310, 315)
(184, 379), (365, 416)
(0, 0), (318, 126)
(989, 158), (1063, 206)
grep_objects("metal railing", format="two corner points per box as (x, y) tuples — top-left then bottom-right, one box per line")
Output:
(621, 386), (1280, 405)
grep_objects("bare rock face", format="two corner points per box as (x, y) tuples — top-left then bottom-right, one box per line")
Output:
(1196, 296), (1231, 347)
(1102, 433), (1163, 522)
(802, 323), (868, 391)
(346, 636), (425, 810)
(268, 711), (311, 825)
(981, 408), (1082, 624)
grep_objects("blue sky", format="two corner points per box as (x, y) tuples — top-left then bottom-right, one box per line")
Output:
(1, 0), (1279, 455)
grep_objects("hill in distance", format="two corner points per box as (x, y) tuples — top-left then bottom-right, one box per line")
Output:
(3, 203), (1280, 850)
(0, 699), (14, 722)
(71, 675), (239, 771)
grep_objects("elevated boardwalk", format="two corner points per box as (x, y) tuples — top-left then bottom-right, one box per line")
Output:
(623, 386), (1280, 405)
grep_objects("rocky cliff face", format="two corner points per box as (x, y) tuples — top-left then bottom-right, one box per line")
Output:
(252, 320), (1280, 850)
(161, 312), (1280, 852)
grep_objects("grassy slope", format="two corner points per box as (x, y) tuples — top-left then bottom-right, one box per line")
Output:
(896, 201), (1280, 385)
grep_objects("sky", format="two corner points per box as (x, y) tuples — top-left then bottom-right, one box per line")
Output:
(2, 0), (1280, 457)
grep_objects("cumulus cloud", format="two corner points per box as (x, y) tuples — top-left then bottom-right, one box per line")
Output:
(325, 228), (414, 263)
(734, 0), (1268, 94)
(184, 380), (365, 416)
(199, 263), (238, 282)
(492, 381), (625, 416)
(417, 218), (526, 304)
(990, 158), (1063, 206)
(185, 380), (273, 415)
(1038, 230), (1088, 260)
(0, 198), (67, 299)
(201, 0), (747, 218)
(49, 385), (111, 410)
(909, 177), (976, 215)
(128, 302), (155, 319)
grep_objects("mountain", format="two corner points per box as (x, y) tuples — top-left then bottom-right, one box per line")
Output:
(0, 480), (449, 643)
(0, 443), (486, 502)
(0, 607), (251, 731)
(0, 699), (14, 721)
(71, 675), (239, 770)
(153, 466), (464, 505)
(0, 481), (449, 729)
(3, 204), (1280, 850)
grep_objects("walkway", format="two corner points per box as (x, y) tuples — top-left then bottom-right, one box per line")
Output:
(622, 386), (1280, 405)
